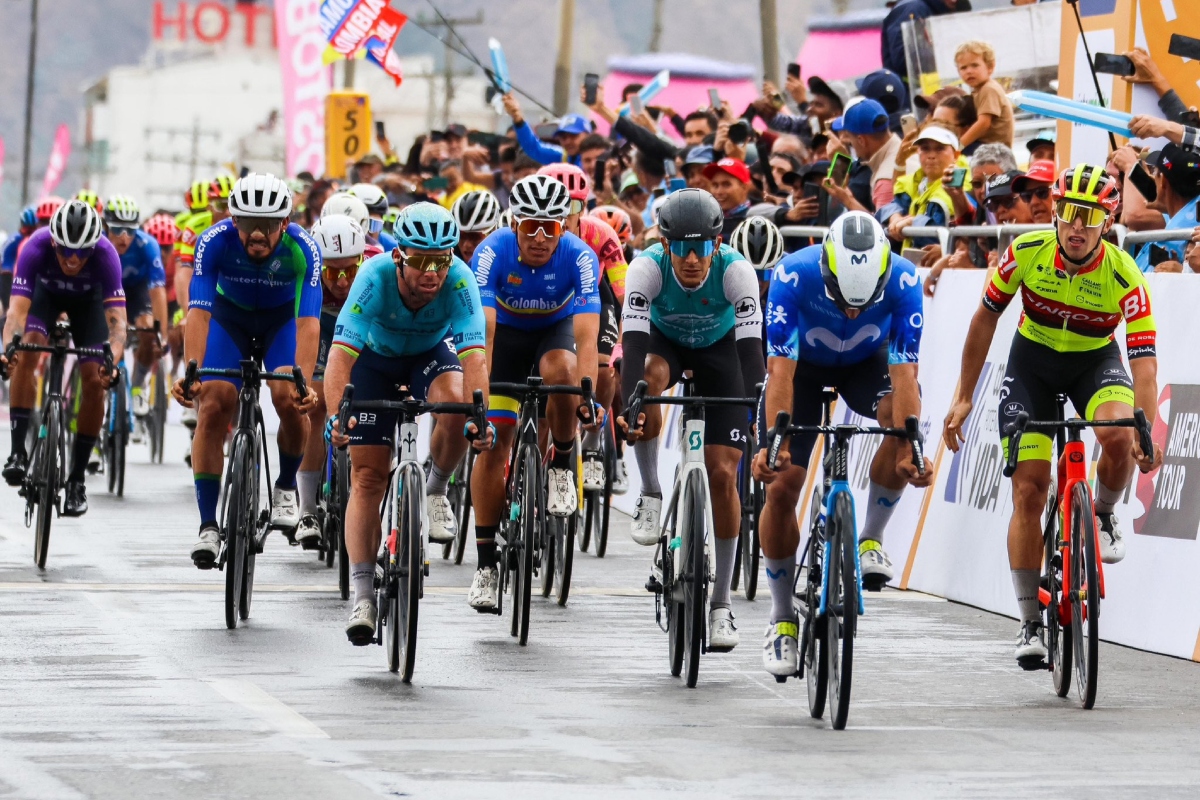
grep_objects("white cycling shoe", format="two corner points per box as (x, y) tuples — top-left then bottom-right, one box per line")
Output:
(346, 598), (377, 646)
(708, 607), (739, 652)
(859, 540), (894, 591)
(191, 526), (220, 569)
(630, 494), (662, 546)
(1098, 513), (1126, 564)
(427, 494), (457, 543)
(763, 620), (800, 677)
(295, 514), (321, 549)
(547, 467), (577, 516)
(468, 566), (499, 612)
(612, 460), (629, 495)
(271, 486), (300, 529)
(181, 405), (198, 430)
(583, 454), (605, 491)
(1015, 620), (1048, 670)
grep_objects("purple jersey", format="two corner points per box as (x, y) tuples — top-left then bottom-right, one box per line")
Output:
(11, 228), (125, 308)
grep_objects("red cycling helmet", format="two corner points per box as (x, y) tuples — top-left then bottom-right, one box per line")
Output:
(35, 195), (65, 223)
(537, 163), (590, 203)
(588, 205), (632, 244)
(143, 212), (179, 248)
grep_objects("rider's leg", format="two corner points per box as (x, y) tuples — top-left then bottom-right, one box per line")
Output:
(471, 424), (516, 568)
(1091, 400), (1136, 512)
(70, 362), (106, 482)
(706, 443), (746, 610)
(269, 379), (306, 491)
(634, 354), (671, 496)
(7, 329), (47, 458)
(425, 370), (468, 492)
(539, 347), (579, 468)
(297, 380), (327, 518)
(192, 380), (238, 528)
(760, 463), (808, 623)
(344, 445), (391, 604)
(860, 392), (907, 546)
(1008, 458), (1052, 625)
(132, 313), (157, 391)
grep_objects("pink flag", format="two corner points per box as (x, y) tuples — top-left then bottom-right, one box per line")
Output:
(41, 125), (70, 198)
(274, 0), (332, 177)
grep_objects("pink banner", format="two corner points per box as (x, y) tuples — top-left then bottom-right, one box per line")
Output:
(40, 125), (70, 198)
(275, 0), (332, 177)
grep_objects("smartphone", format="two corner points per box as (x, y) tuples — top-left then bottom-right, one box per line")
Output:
(1168, 33), (1200, 61)
(1129, 161), (1158, 203)
(826, 152), (852, 187)
(1149, 243), (1171, 267)
(900, 114), (918, 137)
(948, 166), (967, 189)
(707, 89), (721, 111)
(430, 130), (446, 143)
(629, 94), (645, 116)
(375, 120), (386, 141)
(1094, 53), (1136, 77)
(787, 62), (801, 80)
(802, 183), (822, 201)
(423, 176), (448, 192)
(593, 156), (608, 195)
(663, 158), (677, 178)
(584, 73), (599, 105)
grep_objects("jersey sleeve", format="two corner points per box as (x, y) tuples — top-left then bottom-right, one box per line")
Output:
(722, 257), (763, 341)
(471, 238), (499, 310)
(595, 223), (628, 297)
(96, 241), (127, 308)
(1115, 253), (1156, 359)
(621, 256), (662, 335)
(10, 235), (41, 301)
(983, 243), (1023, 313)
(571, 239), (601, 316)
(331, 265), (384, 356)
(188, 227), (222, 311)
(145, 237), (166, 289)
(292, 227), (323, 319)
(888, 262), (923, 364)
(447, 261), (487, 361)
(176, 225), (199, 266)
(765, 254), (804, 360)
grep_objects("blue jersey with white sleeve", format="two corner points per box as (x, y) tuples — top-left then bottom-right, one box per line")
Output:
(189, 218), (322, 318)
(119, 230), (166, 289)
(470, 227), (600, 330)
(766, 244), (923, 367)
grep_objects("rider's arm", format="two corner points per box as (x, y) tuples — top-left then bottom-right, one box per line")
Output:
(1120, 262), (1159, 424)
(147, 237), (169, 333)
(953, 304), (1001, 406)
(322, 345), (355, 425)
(3, 241), (38, 342)
(888, 262), (924, 424)
(293, 227), (324, 380)
(763, 356), (797, 441)
(183, 224), (223, 368)
(573, 244), (603, 390)
(512, 119), (567, 166)
(573, 313), (600, 391)
(2, 295), (31, 345)
(448, 260), (489, 406)
(618, 255), (662, 404)
(723, 257), (766, 395)
(97, 241), (129, 363)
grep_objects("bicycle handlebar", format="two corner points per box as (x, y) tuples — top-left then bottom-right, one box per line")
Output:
(0, 334), (113, 381)
(1002, 409), (1154, 478)
(182, 358), (307, 402)
(766, 410), (926, 476)
(622, 379), (759, 445)
(336, 384), (487, 446)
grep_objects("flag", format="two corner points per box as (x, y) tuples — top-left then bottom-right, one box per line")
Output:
(41, 125), (71, 198)
(319, 0), (406, 84)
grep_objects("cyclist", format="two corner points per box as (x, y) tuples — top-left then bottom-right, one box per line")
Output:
(74, 189), (103, 212)
(173, 173), (321, 569)
(538, 163), (627, 492)
(943, 164), (1161, 669)
(2, 201), (126, 515)
(347, 183), (398, 251)
(729, 215), (785, 304)
(143, 213), (183, 376)
(322, 203), (492, 643)
(752, 211), (929, 677)
(320, 193), (380, 252)
(1, 205), (38, 310)
(104, 195), (168, 437)
(617, 188), (766, 652)
(175, 176), (234, 316)
(589, 205), (634, 252)
(450, 189), (502, 262)
(465, 174), (603, 612)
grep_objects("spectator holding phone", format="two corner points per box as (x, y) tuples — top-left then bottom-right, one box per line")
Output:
(954, 40), (1014, 150)
(1122, 47), (1196, 125)
(1133, 144), (1200, 273)
(502, 92), (590, 166)
(831, 99), (902, 212)
(877, 125), (972, 249)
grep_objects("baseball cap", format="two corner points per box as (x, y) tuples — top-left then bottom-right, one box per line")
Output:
(807, 76), (844, 111)
(1012, 160), (1057, 192)
(1149, 143), (1200, 197)
(782, 161), (831, 187)
(913, 85), (966, 111)
(556, 114), (590, 136)
(984, 170), (1024, 199)
(445, 123), (468, 138)
(837, 99), (889, 136)
(1025, 128), (1057, 152)
(618, 172), (644, 196)
(355, 153), (384, 167)
(684, 144), (715, 167)
(855, 69), (907, 114)
(703, 157), (752, 184)
(915, 125), (960, 150)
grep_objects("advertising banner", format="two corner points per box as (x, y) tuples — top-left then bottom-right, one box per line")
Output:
(40, 125), (71, 198)
(274, 0), (332, 177)
(319, 0), (406, 85)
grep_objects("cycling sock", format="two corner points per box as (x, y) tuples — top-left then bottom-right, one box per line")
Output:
(351, 562), (375, 605)
(710, 537), (738, 609)
(195, 474), (221, 528)
(131, 361), (149, 391)
(476, 524), (499, 569)
(69, 435), (97, 483)
(551, 438), (573, 469)
(581, 427), (601, 451)
(297, 470), (320, 516)
(275, 449), (302, 490)
(635, 438), (661, 496)
(1093, 481), (1123, 515)
(9, 407), (31, 458)
(860, 481), (904, 544)
(426, 461), (452, 496)
(764, 557), (798, 623)
(1011, 569), (1041, 623)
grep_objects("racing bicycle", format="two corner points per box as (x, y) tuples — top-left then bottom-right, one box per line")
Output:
(580, 415), (615, 558)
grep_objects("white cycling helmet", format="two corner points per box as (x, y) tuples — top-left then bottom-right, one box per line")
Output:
(820, 211), (892, 310)
(103, 194), (141, 226)
(508, 174), (571, 220)
(320, 192), (372, 233)
(730, 216), (785, 273)
(348, 182), (388, 216)
(498, 209), (514, 230)
(310, 215), (367, 259)
(228, 172), (292, 219)
(50, 200), (104, 249)
(451, 190), (502, 233)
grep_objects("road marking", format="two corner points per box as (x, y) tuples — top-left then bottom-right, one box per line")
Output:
(208, 679), (329, 740)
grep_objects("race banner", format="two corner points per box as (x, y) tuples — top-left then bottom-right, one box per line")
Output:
(274, 0), (332, 177)
(40, 125), (71, 198)
(319, 0), (406, 85)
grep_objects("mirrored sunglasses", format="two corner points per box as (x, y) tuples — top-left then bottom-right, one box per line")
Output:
(516, 218), (564, 239)
(233, 216), (285, 235)
(1056, 200), (1108, 228)
(107, 225), (138, 237)
(401, 252), (453, 273)
(668, 239), (716, 258)
(54, 244), (94, 260)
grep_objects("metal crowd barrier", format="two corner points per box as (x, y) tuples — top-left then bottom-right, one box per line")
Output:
(776, 225), (830, 240)
(1121, 229), (1195, 257)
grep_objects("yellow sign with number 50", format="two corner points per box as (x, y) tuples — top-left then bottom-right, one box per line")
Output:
(325, 91), (372, 180)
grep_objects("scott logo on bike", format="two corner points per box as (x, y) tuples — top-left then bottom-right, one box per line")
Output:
(688, 431), (702, 450)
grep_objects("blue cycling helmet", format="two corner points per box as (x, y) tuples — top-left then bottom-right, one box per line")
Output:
(19, 204), (37, 229)
(395, 202), (459, 250)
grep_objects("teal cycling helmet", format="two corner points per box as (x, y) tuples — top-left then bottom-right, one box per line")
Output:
(20, 204), (38, 229)
(395, 202), (459, 250)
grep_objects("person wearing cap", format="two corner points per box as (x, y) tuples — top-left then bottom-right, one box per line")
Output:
(443, 123), (469, 160)
(1011, 159), (1056, 224)
(1133, 143), (1200, 272)
(983, 170), (1034, 226)
(825, 98), (901, 213)
(501, 92), (590, 167)
(355, 153), (385, 184)
(878, 125), (973, 249)
(761, 75), (844, 146)
(856, 69), (909, 133)
(703, 158), (753, 239)
(682, 145), (715, 191)
(882, 0), (969, 82)
(1026, 129), (1056, 165)
(913, 86), (966, 120)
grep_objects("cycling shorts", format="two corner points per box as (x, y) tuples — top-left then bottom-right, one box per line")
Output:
(488, 317), (575, 426)
(999, 335), (1133, 464)
(26, 285), (109, 364)
(344, 339), (462, 447)
(597, 277), (619, 359)
(757, 344), (892, 465)
(124, 281), (153, 321)
(201, 296), (296, 388)
(315, 311), (337, 378)
(649, 325), (749, 451)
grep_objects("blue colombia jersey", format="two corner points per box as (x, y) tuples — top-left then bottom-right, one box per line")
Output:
(765, 244), (923, 367)
(189, 218), (322, 317)
(470, 227), (601, 330)
(118, 230), (167, 289)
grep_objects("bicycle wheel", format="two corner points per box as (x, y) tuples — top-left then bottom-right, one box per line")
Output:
(105, 390), (117, 494)
(113, 380), (128, 498)
(1045, 502), (1072, 699)
(827, 491), (857, 730)
(223, 434), (252, 629)
(596, 439), (612, 558)
(682, 470), (708, 688)
(336, 449), (350, 601)
(32, 404), (62, 570)
(805, 492), (829, 716)
(744, 480), (764, 599)
(451, 452), (472, 565)
(513, 447), (537, 645)
(150, 361), (168, 463)
(555, 508), (575, 606)
(388, 471), (422, 679)
(443, 452), (472, 563)
(238, 439), (262, 622)
(540, 515), (556, 599)
(1071, 482), (1100, 709)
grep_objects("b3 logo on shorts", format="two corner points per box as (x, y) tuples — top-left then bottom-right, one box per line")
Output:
(355, 412), (377, 426)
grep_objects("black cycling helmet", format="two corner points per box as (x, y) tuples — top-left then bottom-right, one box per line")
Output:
(656, 188), (723, 241)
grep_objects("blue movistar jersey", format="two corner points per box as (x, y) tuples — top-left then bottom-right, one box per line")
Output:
(766, 244), (923, 367)
(189, 218), (322, 318)
(377, 230), (398, 251)
(470, 228), (601, 330)
(1, 233), (24, 274)
(118, 230), (166, 289)
(332, 253), (486, 360)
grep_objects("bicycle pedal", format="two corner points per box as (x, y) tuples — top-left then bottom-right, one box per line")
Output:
(774, 675), (787, 684)
(645, 575), (663, 594)
(1017, 655), (1048, 672)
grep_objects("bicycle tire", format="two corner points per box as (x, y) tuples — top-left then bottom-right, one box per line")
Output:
(682, 469), (707, 688)
(805, 488), (829, 717)
(452, 453), (472, 565)
(151, 361), (168, 464)
(827, 491), (857, 730)
(555, 508), (575, 606)
(388, 470), (422, 679)
(731, 528), (742, 593)
(662, 491), (684, 676)
(33, 404), (61, 570)
(336, 449), (350, 601)
(1071, 481), (1100, 709)
(105, 387), (118, 494)
(740, 514), (760, 600)
(223, 435), (251, 630)
(113, 378), (128, 498)
(443, 452), (472, 563)
(596, 438), (612, 558)
(238, 435), (261, 622)
(540, 515), (556, 599)
(581, 490), (596, 554)
(514, 446), (537, 646)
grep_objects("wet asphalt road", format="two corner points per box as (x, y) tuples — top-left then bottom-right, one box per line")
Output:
(2, 426), (1200, 799)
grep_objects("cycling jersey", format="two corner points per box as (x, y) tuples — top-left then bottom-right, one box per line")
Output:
(766, 244), (922, 367)
(471, 228), (600, 330)
(377, 230), (398, 252)
(176, 211), (212, 267)
(1, 232), (24, 274)
(189, 218), (321, 318)
(577, 216), (627, 297)
(12, 228), (125, 307)
(118, 230), (166, 289)
(332, 253), (486, 360)
(984, 231), (1156, 359)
